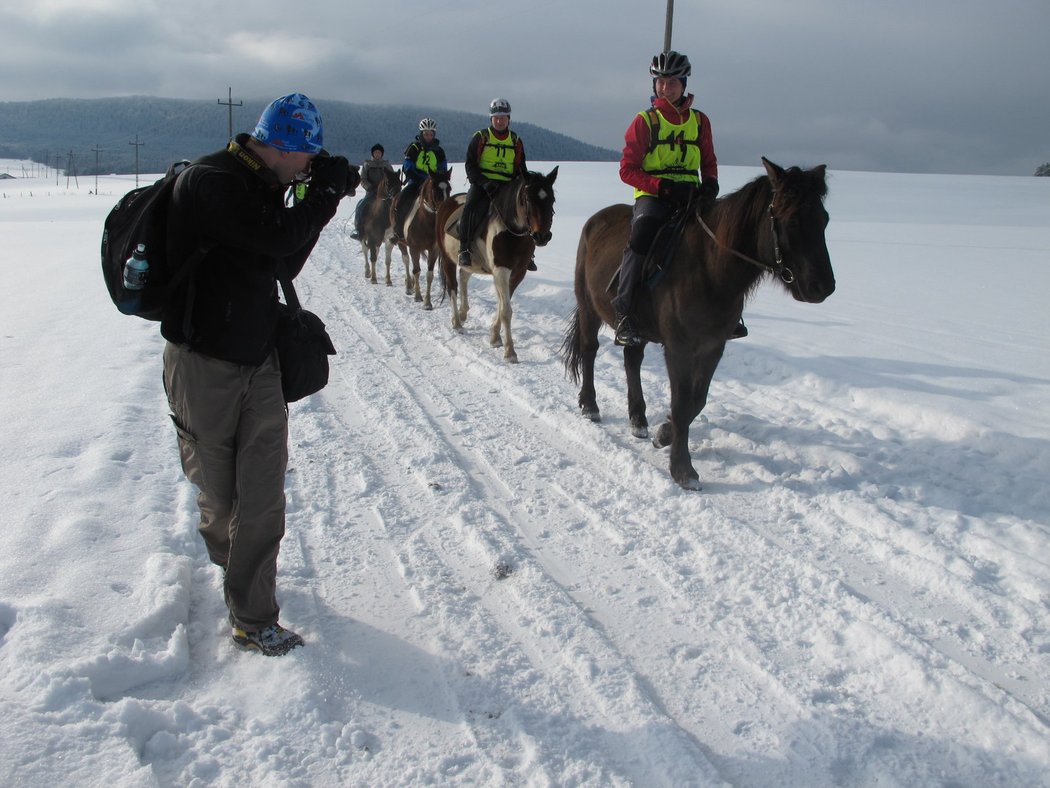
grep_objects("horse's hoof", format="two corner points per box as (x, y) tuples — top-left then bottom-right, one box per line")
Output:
(652, 422), (673, 448)
(580, 406), (601, 422)
(677, 476), (703, 492)
(415, 294), (423, 302)
(504, 352), (519, 364)
(630, 424), (649, 440)
(424, 303), (433, 311)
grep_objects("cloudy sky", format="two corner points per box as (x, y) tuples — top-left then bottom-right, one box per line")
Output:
(3, 0), (1047, 175)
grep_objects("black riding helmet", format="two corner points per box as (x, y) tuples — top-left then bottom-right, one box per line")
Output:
(650, 50), (691, 79)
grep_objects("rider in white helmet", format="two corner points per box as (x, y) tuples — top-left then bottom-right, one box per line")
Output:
(392, 117), (449, 240)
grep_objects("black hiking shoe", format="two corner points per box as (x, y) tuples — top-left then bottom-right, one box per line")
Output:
(730, 320), (748, 340)
(459, 249), (472, 268)
(614, 314), (643, 347)
(232, 624), (304, 656)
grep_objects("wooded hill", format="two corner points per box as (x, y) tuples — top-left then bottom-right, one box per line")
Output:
(0, 96), (617, 175)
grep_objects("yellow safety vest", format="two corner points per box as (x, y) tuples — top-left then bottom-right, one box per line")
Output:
(634, 108), (701, 199)
(477, 128), (518, 182)
(414, 146), (440, 174)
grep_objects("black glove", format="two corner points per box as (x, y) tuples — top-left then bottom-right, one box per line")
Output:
(481, 180), (501, 197)
(657, 179), (698, 207)
(310, 154), (351, 197)
(344, 163), (361, 196)
(698, 178), (719, 213)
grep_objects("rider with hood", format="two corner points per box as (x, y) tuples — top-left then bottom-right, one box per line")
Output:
(614, 50), (739, 347)
(458, 97), (530, 269)
(392, 118), (448, 240)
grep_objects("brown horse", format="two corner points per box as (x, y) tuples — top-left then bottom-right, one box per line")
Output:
(562, 158), (835, 489)
(402, 168), (453, 309)
(435, 167), (558, 363)
(358, 169), (401, 285)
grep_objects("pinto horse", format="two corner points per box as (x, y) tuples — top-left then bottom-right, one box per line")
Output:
(562, 158), (835, 489)
(358, 169), (401, 285)
(400, 168), (453, 309)
(436, 167), (558, 363)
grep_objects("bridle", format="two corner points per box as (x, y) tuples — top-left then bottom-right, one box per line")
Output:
(696, 198), (795, 284)
(420, 177), (450, 214)
(491, 177), (537, 238)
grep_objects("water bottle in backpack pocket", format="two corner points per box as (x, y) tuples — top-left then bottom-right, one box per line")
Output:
(118, 244), (150, 315)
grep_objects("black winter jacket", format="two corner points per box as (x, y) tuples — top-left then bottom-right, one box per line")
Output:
(162, 135), (339, 366)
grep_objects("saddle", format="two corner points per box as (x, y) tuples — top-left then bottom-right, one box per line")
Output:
(607, 206), (693, 293)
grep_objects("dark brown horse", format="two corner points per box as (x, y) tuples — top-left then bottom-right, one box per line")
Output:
(435, 167), (558, 363)
(402, 168), (453, 309)
(358, 169), (401, 285)
(562, 158), (835, 489)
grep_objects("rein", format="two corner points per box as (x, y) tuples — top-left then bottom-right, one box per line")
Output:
(696, 200), (795, 284)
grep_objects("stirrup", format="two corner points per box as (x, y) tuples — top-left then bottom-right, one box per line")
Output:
(614, 314), (642, 347)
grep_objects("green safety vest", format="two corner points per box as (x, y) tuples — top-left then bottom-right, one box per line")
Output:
(413, 145), (440, 174)
(476, 128), (519, 182)
(635, 107), (701, 199)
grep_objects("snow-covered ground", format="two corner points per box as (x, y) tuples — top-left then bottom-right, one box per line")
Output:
(1, 158), (1048, 787)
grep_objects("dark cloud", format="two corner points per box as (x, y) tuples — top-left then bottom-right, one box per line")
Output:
(1, 0), (1046, 174)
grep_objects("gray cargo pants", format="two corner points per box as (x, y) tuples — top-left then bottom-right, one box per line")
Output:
(163, 342), (288, 631)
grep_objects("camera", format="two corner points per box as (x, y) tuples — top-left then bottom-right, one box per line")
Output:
(312, 151), (360, 197)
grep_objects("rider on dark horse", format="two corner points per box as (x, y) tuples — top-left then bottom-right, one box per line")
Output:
(351, 143), (396, 240)
(392, 118), (449, 241)
(458, 98), (535, 271)
(613, 50), (744, 347)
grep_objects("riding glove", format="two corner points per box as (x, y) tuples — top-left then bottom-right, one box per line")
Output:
(657, 179), (698, 207)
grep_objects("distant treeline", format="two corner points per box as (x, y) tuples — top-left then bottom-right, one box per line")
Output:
(0, 97), (618, 176)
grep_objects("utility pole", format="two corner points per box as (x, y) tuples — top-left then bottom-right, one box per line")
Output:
(66, 150), (79, 189)
(664, 0), (674, 51)
(129, 135), (144, 187)
(91, 144), (105, 194)
(218, 87), (243, 141)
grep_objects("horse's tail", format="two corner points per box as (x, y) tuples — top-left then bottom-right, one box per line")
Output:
(560, 306), (584, 384)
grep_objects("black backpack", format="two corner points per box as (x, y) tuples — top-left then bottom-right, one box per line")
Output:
(101, 163), (208, 321)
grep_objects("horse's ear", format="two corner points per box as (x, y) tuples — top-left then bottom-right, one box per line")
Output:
(547, 165), (559, 183)
(812, 164), (827, 180)
(761, 157), (784, 184)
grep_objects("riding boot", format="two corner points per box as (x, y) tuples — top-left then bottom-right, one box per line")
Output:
(730, 319), (748, 340)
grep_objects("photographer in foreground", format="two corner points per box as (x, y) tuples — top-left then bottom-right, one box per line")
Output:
(162, 93), (354, 657)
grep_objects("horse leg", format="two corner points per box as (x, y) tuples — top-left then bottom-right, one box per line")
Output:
(361, 240), (374, 282)
(423, 249), (435, 310)
(574, 304), (602, 421)
(368, 244), (379, 284)
(657, 346), (723, 490)
(411, 248), (423, 302)
(456, 269), (471, 329)
(490, 267), (517, 362)
(624, 343), (649, 438)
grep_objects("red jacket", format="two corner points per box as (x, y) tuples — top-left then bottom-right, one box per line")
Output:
(619, 94), (718, 197)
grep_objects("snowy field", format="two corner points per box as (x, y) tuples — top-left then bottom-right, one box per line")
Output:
(1, 158), (1048, 786)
